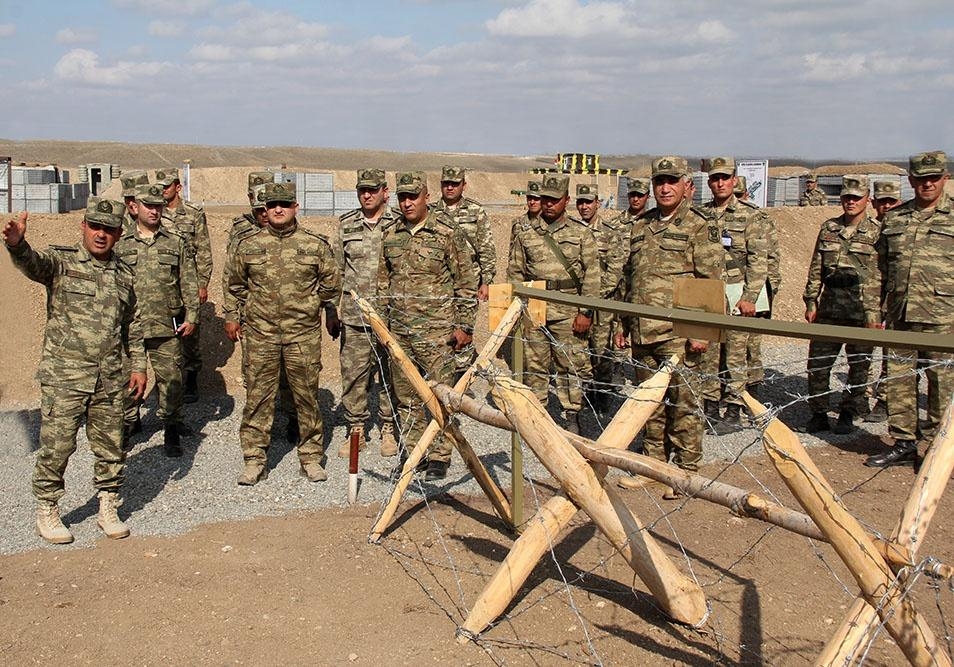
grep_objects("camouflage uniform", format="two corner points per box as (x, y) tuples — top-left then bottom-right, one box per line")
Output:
(619, 161), (724, 472)
(378, 173), (477, 464)
(226, 183), (340, 468)
(803, 207), (882, 417)
(747, 210), (781, 386)
(114, 185), (199, 429)
(6, 200), (145, 502)
(119, 170), (149, 231)
(507, 179), (601, 417)
(799, 181), (828, 207)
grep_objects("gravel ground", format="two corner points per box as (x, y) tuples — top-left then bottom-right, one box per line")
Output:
(0, 340), (891, 555)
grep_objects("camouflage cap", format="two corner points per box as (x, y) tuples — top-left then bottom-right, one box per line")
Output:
(440, 166), (465, 183)
(806, 173), (818, 182)
(539, 174), (570, 198)
(85, 197), (126, 228)
(873, 180), (901, 201)
(733, 175), (747, 196)
(264, 181), (297, 204)
(356, 168), (387, 189)
(707, 156), (736, 177)
(651, 156), (688, 179)
(840, 174), (869, 198)
(626, 177), (650, 195)
(575, 183), (598, 201)
(247, 171), (273, 193)
(395, 171), (426, 195)
(909, 151), (948, 177)
(250, 184), (268, 209)
(120, 170), (149, 198)
(155, 167), (179, 186)
(135, 183), (166, 205)
(526, 180), (542, 198)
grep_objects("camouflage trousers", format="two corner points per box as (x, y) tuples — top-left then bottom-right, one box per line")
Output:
(630, 338), (705, 472)
(524, 318), (592, 414)
(182, 319), (202, 373)
(340, 323), (394, 428)
(886, 321), (954, 442)
(807, 317), (872, 416)
(240, 333), (324, 465)
(240, 336), (296, 416)
(125, 335), (182, 426)
(391, 327), (456, 463)
(701, 327), (752, 406)
(869, 350), (889, 402)
(588, 317), (616, 392)
(34, 379), (125, 502)
(747, 332), (765, 385)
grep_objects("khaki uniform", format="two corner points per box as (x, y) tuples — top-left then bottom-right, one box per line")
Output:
(115, 224), (199, 426)
(879, 194), (954, 442)
(226, 221), (340, 466)
(748, 211), (782, 385)
(7, 241), (145, 502)
(377, 211), (477, 463)
(620, 200), (724, 471)
(803, 215), (882, 416)
(507, 212), (601, 414)
(800, 188), (828, 207)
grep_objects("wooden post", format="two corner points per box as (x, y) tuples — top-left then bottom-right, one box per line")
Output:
(743, 393), (950, 667)
(488, 375), (708, 626)
(511, 317), (525, 531)
(364, 295), (522, 542)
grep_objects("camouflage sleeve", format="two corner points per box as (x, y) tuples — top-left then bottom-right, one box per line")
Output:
(506, 228), (528, 282)
(448, 226), (478, 329)
(7, 239), (59, 285)
(124, 282), (147, 374)
(193, 209), (213, 289)
(798, 194), (809, 207)
(178, 236), (200, 324)
(764, 214), (782, 291)
(602, 225), (629, 300)
(315, 239), (342, 306)
(803, 228), (824, 312)
(579, 226), (602, 300)
(860, 221), (883, 325)
(326, 223), (345, 316)
(475, 209), (497, 285)
(742, 213), (770, 303)
(224, 240), (248, 325)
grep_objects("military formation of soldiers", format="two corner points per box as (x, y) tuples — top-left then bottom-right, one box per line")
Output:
(4, 151), (952, 544)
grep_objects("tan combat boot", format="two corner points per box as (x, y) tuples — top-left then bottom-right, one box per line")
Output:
(300, 461), (328, 482)
(337, 425), (365, 458)
(96, 491), (130, 539)
(379, 422), (398, 457)
(237, 462), (268, 486)
(36, 500), (74, 545)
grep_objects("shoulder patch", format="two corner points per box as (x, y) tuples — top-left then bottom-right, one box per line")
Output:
(185, 200), (203, 212)
(690, 204), (715, 220)
(708, 226), (720, 243)
(339, 208), (361, 222)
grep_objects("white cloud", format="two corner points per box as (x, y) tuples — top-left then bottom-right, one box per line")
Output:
(199, 9), (328, 46)
(112, 0), (214, 16)
(55, 27), (98, 45)
(53, 48), (167, 86)
(148, 20), (185, 37)
(189, 43), (238, 61)
(0, 23), (15, 37)
(696, 20), (734, 43)
(486, 0), (637, 39)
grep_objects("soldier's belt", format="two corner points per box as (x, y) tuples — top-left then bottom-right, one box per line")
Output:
(537, 278), (580, 291)
(823, 273), (860, 288)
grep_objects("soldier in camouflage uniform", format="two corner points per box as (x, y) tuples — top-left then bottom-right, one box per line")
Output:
(616, 177), (651, 227)
(801, 175), (882, 435)
(378, 171), (477, 480)
(4, 200), (147, 544)
(507, 174), (600, 434)
(227, 182), (341, 485)
(614, 157), (724, 496)
(508, 180), (543, 253)
(575, 183), (628, 415)
(115, 183), (199, 458)
(325, 169), (399, 459)
(156, 167), (212, 402)
(866, 152), (954, 467)
(799, 174), (828, 207)
(119, 170), (149, 230)
(700, 157), (769, 434)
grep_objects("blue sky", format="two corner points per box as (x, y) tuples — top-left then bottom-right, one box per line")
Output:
(1, 0), (953, 159)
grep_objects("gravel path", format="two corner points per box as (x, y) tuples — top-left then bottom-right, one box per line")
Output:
(0, 340), (891, 555)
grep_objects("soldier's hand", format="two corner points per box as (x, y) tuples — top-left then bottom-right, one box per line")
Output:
(224, 321), (242, 342)
(865, 321), (884, 330)
(477, 285), (490, 302)
(572, 312), (593, 335)
(2, 212), (28, 247)
(177, 321), (196, 337)
(198, 287), (209, 305)
(128, 372), (147, 401)
(449, 328), (472, 351)
(736, 299), (757, 317)
(326, 314), (342, 340)
(687, 338), (708, 354)
(805, 309), (817, 323)
(613, 331), (628, 350)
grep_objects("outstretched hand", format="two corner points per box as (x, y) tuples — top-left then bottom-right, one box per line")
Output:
(2, 212), (28, 247)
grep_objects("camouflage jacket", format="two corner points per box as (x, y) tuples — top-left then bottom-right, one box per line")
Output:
(878, 193), (954, 326)
(612, 208), (643, 228)
(621, 200), (725, 345)
(377, 211), (478, 334)
(226, 221), (341, 344)
(7, 241), (145, 392)
(799, 188), (827, 207)
(765, 212), (782, 294)
(579, 212), (628, 300)
(803, 214), (882, 324)
(115, 223), (200, 339)
(432, 197), (496, 286)
(162, 199), (212, 289)
(330, 206), (399, 326)
(507, 212), (601, 322)
(221, 212), (263, 322)
(703, 195), (769, 302)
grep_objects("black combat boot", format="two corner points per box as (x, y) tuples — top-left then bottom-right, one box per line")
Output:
(183, 370), (199, 404)
(864, 440), (918, 468)
(800, 412), (831, 433)
(163, 423), (183, 458)
(720, 404), (743, 434)
(832, 409), (855, 435)
(864, 400), (888, 423)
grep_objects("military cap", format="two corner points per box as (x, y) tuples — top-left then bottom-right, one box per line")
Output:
(575, 183), (598, 201)
(909, 151), (948, 177)
(806, 173), (818, 182)
(873, 180), (901, 201)
(395, 171), (426, 195)
(526, 180), (542, 198)
(626, 177), (650, 195)
(155, 167), (179, 187)
(733, 175), (747, 196)
(539, 174), (570, 198)
(707, 156), (736, 176)
(840, 174), (869, 198)
(250, 183), (268, 209)
(356, 168), (387, 189)
(440, 166), (465, 183)
(247, 171), (273, 193)
(651, 156), (688, 178)
(84, 197), (126, 228)
(120, 170), (149, 198)
(264, 181), (297, 204)
(135, 183), (166, 205)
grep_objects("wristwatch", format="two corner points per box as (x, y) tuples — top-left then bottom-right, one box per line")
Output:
(580, 310), (594, 319)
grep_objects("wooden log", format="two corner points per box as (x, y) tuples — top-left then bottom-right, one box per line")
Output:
(364, 295), (522, 542)
(459, 360), (674, 640)
(743, 394), (950, 667)
(818, 397), (954, 667)
(488, 375), (708, 626)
